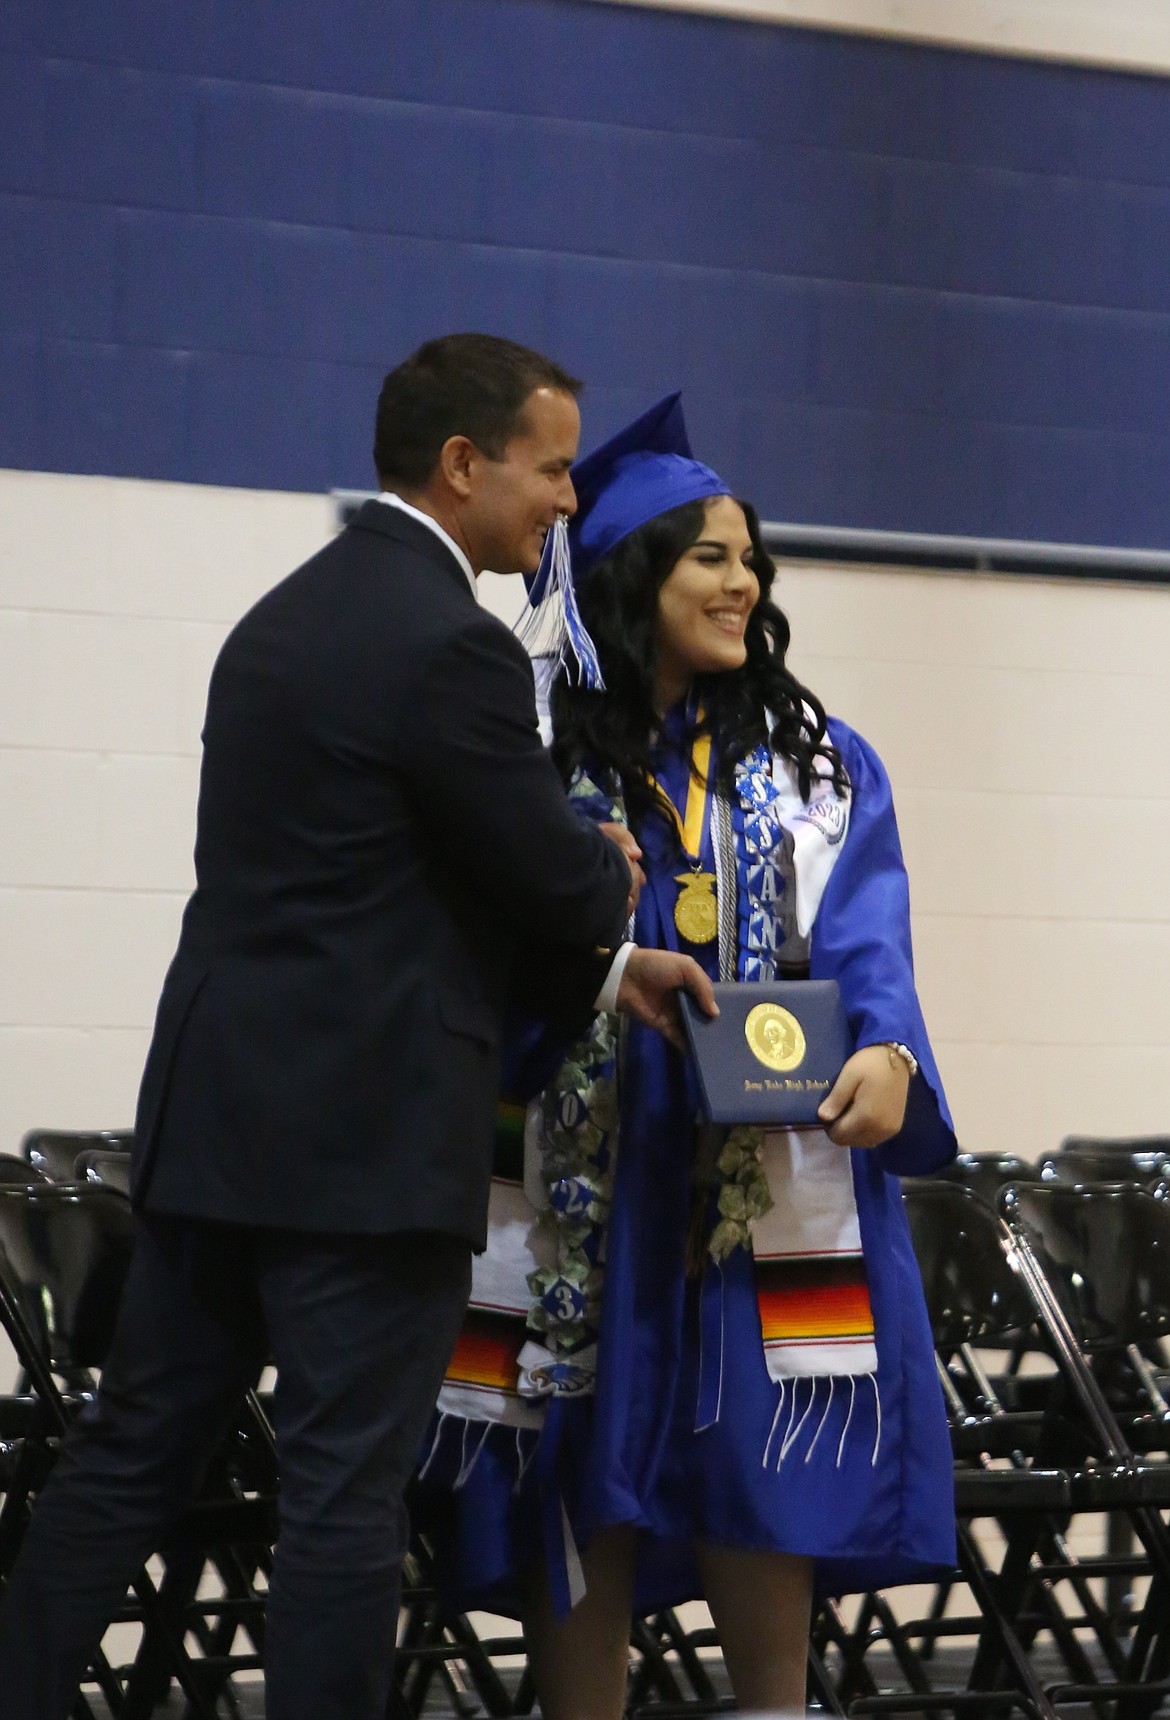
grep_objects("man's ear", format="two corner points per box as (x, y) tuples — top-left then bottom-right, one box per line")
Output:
(438, 434), (476, 499)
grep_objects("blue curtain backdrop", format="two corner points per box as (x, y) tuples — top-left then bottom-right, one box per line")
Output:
(4, 0), (1170, 545)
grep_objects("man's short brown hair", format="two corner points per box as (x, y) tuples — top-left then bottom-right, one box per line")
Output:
(373, 333), (582, 488)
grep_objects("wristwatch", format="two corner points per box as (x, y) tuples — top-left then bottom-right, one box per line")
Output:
(884, 1041), (919, 1079)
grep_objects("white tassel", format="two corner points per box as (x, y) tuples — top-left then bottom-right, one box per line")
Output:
(836, 1377), (857, 1468)
(804, 1375), (835, 1464)
(763, 1373), (878, 1472)
(453, 1422), (492, 1491)
(763, 1380), (787, 1469)
(513, 515), (604, 690)
(513, 1429), (538, 1494)
(779, 1377), (817, 1465)
(776, 1376), (800, 1468)
(416, 1411), (449, 1483)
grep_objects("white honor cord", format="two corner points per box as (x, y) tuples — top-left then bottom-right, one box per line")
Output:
(709, 1262), (726, 1429)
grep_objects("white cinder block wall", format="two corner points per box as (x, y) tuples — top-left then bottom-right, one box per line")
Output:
(776, 562), (1170, 1157)
(2, 466), (1168, 1166)
(0, 470), (334, 1150)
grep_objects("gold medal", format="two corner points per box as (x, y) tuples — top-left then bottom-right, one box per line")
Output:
(674, 872), (718, 944)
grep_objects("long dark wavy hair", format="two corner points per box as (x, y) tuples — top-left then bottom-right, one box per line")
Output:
(549, 497), (847, 841)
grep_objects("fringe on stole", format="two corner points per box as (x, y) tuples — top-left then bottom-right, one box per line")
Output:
(416, 1411), (541, 1495)
(416, 1409), (583, 1615)
(760, 1374), (882, 1472)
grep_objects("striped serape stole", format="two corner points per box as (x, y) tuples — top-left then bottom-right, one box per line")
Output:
(755, 1252), (876, 1377)
(752, 1129), (877, 1380)
(438, 1101), (548, 1430)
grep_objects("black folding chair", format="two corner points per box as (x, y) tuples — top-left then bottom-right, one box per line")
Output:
(1043, 1137), (1170, 1193)
(75, 1147), (133, 1199)
(939, 1156), (1053, 1385)
(20, 1127), (133, 1184)
(942, 1152), (1046, 1207)
(0, 1152), (50, 1186)
(392, 1531), (525, 1719)
(0, 1182), (275, 1718)
(1001, 1181), (1170, 1718)
(813, 1181), (1068, 1720)
(397, 1514), (733, 1717)
(1060, 1134), (1170, 1162)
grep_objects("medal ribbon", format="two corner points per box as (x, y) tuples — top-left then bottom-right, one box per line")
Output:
(651, 714), (717, 944)
(658, 724), (712, 860)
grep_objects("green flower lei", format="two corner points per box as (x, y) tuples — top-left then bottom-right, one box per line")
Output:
(524, 1013), (619, 1355)
(532, 770), (775, 1296)
(525, 771), (624, 1356)
(704, 1125), (773, 1263)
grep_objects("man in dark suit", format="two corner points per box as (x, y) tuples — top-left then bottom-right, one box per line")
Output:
(0, 334), (713, 1719)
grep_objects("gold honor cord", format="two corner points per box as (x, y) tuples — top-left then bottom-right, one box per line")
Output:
(654, 725), (718, 945)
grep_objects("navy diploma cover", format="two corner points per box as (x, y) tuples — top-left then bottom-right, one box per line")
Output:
(681, 981), (854, 1126)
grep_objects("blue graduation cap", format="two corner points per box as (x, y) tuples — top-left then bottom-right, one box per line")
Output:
(568, 392), (731, 580)
(519, 393), (731, 689)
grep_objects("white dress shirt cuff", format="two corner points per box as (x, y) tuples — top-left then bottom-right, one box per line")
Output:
(594, 941), (636, 1013)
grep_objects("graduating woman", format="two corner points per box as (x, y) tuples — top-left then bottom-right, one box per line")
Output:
(416, 396), (957, 1720)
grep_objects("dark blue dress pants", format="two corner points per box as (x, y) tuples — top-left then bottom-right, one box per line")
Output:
(0, 1211), (472, 1719)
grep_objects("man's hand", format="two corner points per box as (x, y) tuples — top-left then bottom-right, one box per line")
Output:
(599, 821), (645, 917)
(615, 948), (718, 1050)
(817, 1044), (910, 1149)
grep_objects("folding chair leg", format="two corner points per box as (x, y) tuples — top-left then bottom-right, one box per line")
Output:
(75, 1648), (129, 1719)
(125, 1567), (226, 1720)
(1106, 1514), (1138, 1625)
(875, 1590), (944, 1696)
(650, 1608), (719, 1703)
(512, 1662), (536, 1714)
(812, 1597), (882, 1710)
(1025, 1570), (1112, 1714)
(1119, 1577), (1170, 1720)
(1038, 1531), (1127, 1671)
(439, 1614), (517, 1717)
(122, 1545), (205, 1717)
(805, 1637), (847, 1717)
(628, 1614), (684, 1705)
(918, 1577), (955, 1661)
(957, 1525), (1060, 1720)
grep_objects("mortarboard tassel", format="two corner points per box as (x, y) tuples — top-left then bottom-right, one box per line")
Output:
(514, 514), (605, 692)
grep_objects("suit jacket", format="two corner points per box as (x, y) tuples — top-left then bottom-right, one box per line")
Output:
(133, 501), (630, 1247)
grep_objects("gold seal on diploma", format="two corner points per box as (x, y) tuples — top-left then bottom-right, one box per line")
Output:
(744, 1003), (806, 1072)
(673, 873), (718, 945)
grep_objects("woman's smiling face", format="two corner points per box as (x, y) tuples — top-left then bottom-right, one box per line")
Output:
(652, 494), (760, 710)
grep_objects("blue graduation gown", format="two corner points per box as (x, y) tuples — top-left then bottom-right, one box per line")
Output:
(417, 718), (957, 1615)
